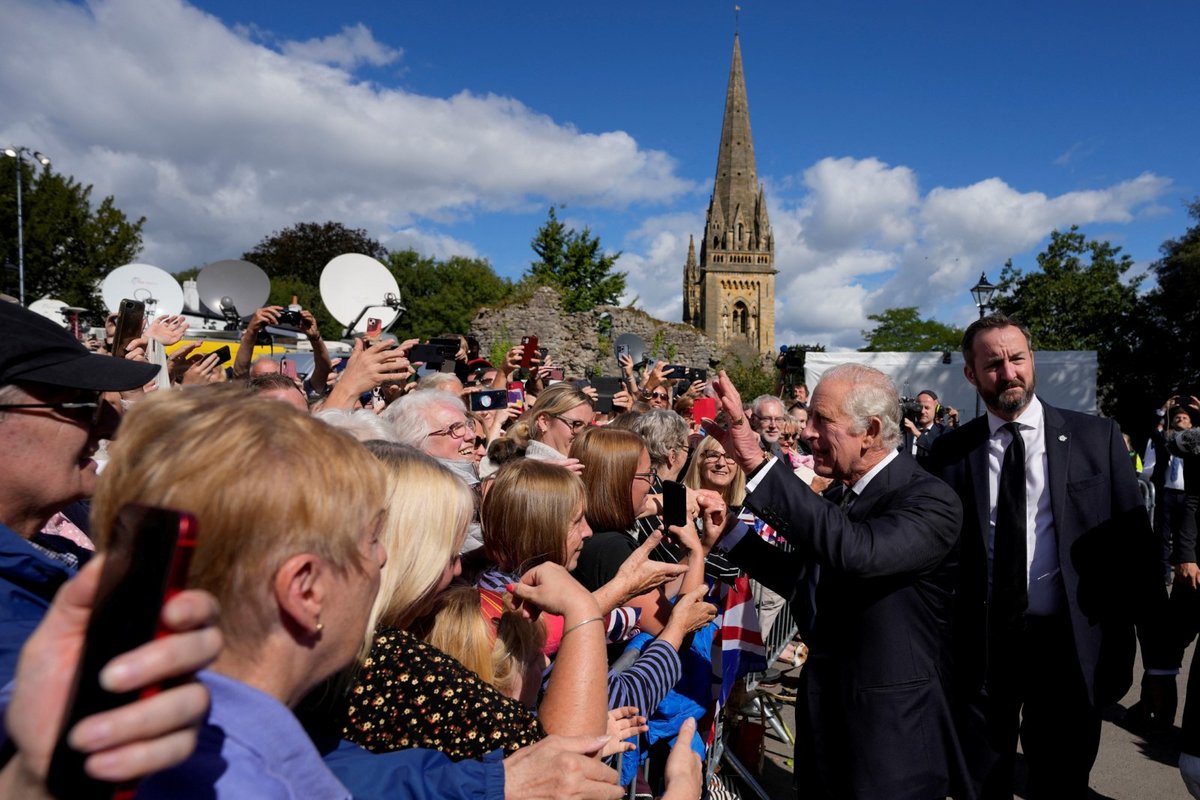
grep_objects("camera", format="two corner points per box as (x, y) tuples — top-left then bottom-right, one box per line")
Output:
(276, 308), (304, 328)
(899, 396), (923, 423)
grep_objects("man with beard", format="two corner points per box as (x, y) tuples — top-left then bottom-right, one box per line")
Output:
(929, 313), (1171, 800)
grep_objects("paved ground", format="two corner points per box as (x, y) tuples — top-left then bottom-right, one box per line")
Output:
(727, 642), (1196, 799)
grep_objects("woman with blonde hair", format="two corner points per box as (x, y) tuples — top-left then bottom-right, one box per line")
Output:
(92, 386), (387, 798)
(683, 435), (747, 507)
(507, 383), (594, 458)
(341, 443), (611, 760)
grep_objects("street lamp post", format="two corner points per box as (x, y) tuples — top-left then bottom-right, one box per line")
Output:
(969, 271), (998, 418)
(3, 146), (52, 306)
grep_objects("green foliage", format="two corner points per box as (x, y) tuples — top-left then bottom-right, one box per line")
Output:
(243, 221), (388, 288)
(525, 207), (626, 313)
(720, 353), (777, 401)
(859, 307), (963, 352)
(0, 161), (144, 319)
(488, 323), (515, 370)
(993, 226), (1142, 417)
(387, 250), (514, 341)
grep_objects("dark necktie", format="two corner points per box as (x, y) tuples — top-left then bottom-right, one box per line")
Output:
(991, 422), (1028, 636)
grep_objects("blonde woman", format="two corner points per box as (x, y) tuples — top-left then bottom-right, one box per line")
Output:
(92, 387), (387, 799)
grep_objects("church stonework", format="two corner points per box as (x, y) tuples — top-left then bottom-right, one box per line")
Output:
(683, 33), (776, 355)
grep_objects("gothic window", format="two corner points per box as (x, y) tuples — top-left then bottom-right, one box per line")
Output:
(733, 301), (749, 336)
(737, 222), (743, 246)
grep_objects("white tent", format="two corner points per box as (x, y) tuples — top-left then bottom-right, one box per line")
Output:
(803, 350), (1099, 418)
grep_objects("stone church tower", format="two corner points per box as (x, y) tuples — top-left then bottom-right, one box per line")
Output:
(683, 33), (776, 354)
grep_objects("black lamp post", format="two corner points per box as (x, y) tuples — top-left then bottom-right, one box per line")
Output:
(969, 272), (998, 418)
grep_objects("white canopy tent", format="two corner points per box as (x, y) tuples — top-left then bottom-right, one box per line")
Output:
(803, 350), (1099, 418)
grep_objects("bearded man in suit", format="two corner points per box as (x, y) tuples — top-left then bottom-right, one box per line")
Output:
(929, 313), (1172, 800)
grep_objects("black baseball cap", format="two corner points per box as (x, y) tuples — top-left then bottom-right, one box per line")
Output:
(0, 301), (159, 391)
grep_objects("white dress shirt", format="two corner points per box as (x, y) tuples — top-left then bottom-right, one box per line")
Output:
(985, 395), (1064, 616)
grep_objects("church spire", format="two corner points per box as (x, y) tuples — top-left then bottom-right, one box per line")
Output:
(712, 32), (761, 245)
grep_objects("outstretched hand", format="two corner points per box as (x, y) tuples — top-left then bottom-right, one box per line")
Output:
(705, 371), (769, 474)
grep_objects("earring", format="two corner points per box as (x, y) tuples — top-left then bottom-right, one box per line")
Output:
(315, 616), (324, 633)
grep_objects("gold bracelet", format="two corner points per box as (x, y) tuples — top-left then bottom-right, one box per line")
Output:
(562, 615), (604, 638)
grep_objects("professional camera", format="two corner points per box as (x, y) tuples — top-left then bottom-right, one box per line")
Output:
(899, 396), (923, 423)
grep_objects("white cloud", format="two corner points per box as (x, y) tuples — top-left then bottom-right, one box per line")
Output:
(382, 228), (478, 261)
(281, 23), (402, 69)
(0, 0), (692, 272)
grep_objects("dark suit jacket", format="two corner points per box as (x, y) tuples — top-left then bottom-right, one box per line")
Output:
(902, 421), (947, 467)
(928, 401), (1170, 711)
(725, 452), (969, 799)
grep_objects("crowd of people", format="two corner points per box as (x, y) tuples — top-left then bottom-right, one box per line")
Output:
(0, 296), (1197, 800)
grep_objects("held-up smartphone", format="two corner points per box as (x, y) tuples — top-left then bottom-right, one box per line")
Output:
(520, 335), (539, 369)
(685, 368), (708, 384)
(692, 397), (717, 427)
(547, 367), (565, 381)
(616, 343), (630, 362)
(663, 364), (688, 380)
(280, 357), (298, 380)
(470, 389), (509, 411)
(662, 480), (688, 529)
(48, 504), (198, 799)
(208, 344), (232, 366)
(111, 299), (145, 357)
(365, 317), (382, 339)
(591, 376), (623, 415)
(408, 343), (444, 364)
(507, 382), (526, 412)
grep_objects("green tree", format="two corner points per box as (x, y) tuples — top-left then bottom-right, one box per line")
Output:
(0, 161), (144, 317)
(859, 307), (963, 352)
(992, 226), (1142, 415)
(243, 221), (388, 288)
(242, 221), (389, 339)
(525, 206), (625, 313)
(387, 250), (513, 340)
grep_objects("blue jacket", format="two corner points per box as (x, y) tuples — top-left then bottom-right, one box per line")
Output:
(0, 523), (80, 686)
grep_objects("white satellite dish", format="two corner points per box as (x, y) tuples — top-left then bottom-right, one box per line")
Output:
(101, 263), (185, 317)
(196, 259), (270, 318)
(319, 253), (403, 335)
(28, 297), (70, 328)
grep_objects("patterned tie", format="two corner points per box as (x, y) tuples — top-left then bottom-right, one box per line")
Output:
(990, 423), (1028, 649)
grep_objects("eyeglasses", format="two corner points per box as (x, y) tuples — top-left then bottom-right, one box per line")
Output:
(474, 437), (487, 448)
(553, 415), (590, 433)
(633, 467), (658, 484)
(648, 391), (669, 401)
(701, 451), (733, 463)
(753, 414), (787, 426)
(428, 420), (472, 440)
(779, 433), (798, 441)
(0, 395), (104, 427)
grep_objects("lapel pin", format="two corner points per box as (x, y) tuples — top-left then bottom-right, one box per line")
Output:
(1058, 434), (1068, 442)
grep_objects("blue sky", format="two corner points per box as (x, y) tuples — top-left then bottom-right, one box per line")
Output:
(3, 0), (1197, 346)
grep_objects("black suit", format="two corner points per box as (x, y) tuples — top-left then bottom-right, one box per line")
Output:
(903, 421), (946, 467)
(724, 452), (970, 799)
(929, 401), (1169, 799)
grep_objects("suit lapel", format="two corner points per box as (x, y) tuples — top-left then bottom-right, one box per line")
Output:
(1041, 401), (1071, 542)
(848, 453), (909, 521)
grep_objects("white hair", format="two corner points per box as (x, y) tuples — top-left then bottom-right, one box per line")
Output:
(313, 408), (398, 443)
(382, 389), (467, 447)
(750, 394), (785, 417)
(818, 364), (901, 449)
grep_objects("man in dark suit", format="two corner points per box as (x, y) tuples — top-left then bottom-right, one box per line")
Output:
(707, 364), (969, 799)
(902, 388), (948, 467)
(928, 313), (1171, 800)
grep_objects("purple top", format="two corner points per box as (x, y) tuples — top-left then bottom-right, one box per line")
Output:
(137, 670), (350, 799)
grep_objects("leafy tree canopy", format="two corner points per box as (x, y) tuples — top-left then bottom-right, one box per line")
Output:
(0, 160), (144, 319)
(243, 221), (388, 288)
(387, 249), (513, 341)
(859, 307), (963, 352)
(524, 206), (626, 313)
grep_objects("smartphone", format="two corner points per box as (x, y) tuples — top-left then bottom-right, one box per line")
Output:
(507, 382), (526, 412)
(663, 364), (688, 380)
(685, 368), (708, 384)
(209, 344), (232, 366)
(616, 343), (630, 361)
(520, 335), (539, 369)
(408, 343), (444, 364)
(547, 367), (565, 381)
(280, 358), (298, 380)
(365, 317), (382, 339)
(591, 376), (623, 415)
(662, 480), (688, 529)
(48, 504), (198, 799)
(470, 389), (509, 411)
(692, 397), (717, 427)
(111, 299), (145, 357)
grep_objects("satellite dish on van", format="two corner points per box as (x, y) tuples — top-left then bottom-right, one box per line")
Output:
(196, 259), (270, 320)
(319, 253), (404, 336)
(101, 263), (184, 317)
(614, 333), (646, 365)
(28, 297), (70, 328)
